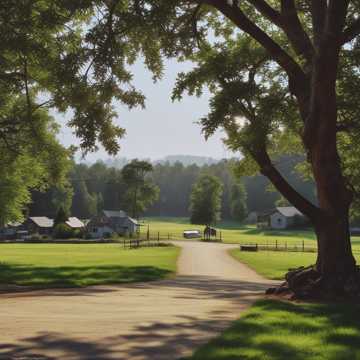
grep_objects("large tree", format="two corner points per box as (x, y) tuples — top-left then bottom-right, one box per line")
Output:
(139, 0), (360, 299)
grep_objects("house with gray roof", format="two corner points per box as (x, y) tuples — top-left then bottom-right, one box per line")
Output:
(258, 206), (307, 230)
(25, 217), (54, 235)
(87, 210), (140, 238)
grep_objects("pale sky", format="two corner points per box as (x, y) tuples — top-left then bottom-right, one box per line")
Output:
(55, 58), (236, 162)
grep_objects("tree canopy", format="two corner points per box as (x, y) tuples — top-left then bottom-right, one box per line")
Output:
(190, 174), (223, 225)
(121, 160), (159, 218)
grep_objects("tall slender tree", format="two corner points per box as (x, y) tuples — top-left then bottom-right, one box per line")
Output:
(190, 175), (223, 225)
(121, 160), (159, 218)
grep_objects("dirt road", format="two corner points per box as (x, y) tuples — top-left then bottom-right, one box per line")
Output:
(0, 241), (275, 359)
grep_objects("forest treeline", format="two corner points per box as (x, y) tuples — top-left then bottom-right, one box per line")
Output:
(29, 155), (316, 221)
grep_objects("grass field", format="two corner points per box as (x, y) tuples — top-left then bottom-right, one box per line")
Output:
(188, 299), (360, 360)
(0, 244), (179, 287)
(230, 250), (318, 280)
(144, 217), (360, 253)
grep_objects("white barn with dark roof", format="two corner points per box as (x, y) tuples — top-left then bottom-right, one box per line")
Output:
(257, 207), (307, 230)
(269, 207), (305, 229)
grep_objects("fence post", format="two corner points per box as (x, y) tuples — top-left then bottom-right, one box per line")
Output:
(275, 239), (278, 251)
(158, 231), (160, 244)
(285, 241), (287, 251)
(302, 240), (305, 252)
(220, 231), (222, 242)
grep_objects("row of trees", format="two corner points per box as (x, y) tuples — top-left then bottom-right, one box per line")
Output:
(29, 160), (159, 220)
(28, 154), (316, 222)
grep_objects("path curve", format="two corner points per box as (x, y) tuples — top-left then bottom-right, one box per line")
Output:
(0, 241), (276, 359)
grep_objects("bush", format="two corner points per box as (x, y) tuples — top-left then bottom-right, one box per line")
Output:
(53, 223), (75, 239)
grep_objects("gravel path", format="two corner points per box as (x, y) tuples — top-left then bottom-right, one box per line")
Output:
(0, 241), (276, 360)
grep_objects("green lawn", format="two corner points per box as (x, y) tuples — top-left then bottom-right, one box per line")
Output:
(0, 243), (179, 287)
(188, 299), (360, 360)
(230, 250), (317, 280)
(230, 250), (360, 280)
(144, 217), (360, 253)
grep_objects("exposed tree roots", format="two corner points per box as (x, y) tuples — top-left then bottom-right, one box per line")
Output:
(266, 265), (360, 301)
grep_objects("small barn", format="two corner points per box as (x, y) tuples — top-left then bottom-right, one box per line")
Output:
(25, 217), (54, 235)
(66, 217), (85, 229)
(258, 207), (307, 230)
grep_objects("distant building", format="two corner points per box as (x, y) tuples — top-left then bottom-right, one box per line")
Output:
(257, 207), (307, 230)
(24, 216), (84, 235)
(25, 217), (54, 235)
(87, 210), (140, 238)
(0, 222), (23, 240)
(66, 217), (85, 229)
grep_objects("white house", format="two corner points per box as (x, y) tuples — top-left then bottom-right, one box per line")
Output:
(87, 210), (140, 238)
(257, 207), (307, 230)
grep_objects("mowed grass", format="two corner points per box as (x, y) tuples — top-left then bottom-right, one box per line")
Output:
(230, 250), (360, 280)
(0, 243), (179, 287)
(144, 217), (360, 252)
(188, 299), (360, 360)
(230, 250), (317, 280)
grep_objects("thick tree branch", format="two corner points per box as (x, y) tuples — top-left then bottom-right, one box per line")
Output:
(254, 147), (320, 221)
(326, 0), (350, 37)
(280, 0), (314, 64)
(246, 0), (314, 64)
(206, 0), (307, 92)
(311, 0), (327, 46)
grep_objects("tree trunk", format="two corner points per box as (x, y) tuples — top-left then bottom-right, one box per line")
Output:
(315, 214), (356, 277)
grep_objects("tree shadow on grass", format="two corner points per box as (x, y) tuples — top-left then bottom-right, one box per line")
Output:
(189, 299), (360, 360)
(0, 263), (172, 290)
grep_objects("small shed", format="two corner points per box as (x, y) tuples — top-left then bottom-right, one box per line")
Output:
(257, 207), (307, 230)
(66, 217), (85, 229)
(25, 217), (54, 235)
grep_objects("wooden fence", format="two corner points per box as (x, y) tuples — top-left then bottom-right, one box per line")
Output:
(122, 230), (223, 248)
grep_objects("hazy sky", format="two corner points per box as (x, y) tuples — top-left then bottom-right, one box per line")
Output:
(55, 58), (236, 162)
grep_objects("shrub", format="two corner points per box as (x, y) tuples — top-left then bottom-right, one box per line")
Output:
(53, 223), (75, 239)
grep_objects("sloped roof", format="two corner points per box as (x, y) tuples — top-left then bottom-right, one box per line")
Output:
(66, 217), (85, 228)
(276, 207), (304, 218)
(29, 217), (54, 228)
(103, 210), (127, 218)
(127, 217), (139, 225)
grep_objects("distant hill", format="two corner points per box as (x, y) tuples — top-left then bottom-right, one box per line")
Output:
(155, 155), (219, 166)
(89, 155), (220, 168)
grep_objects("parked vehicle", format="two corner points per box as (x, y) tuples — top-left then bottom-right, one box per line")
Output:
(183, 230), (201, 239)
